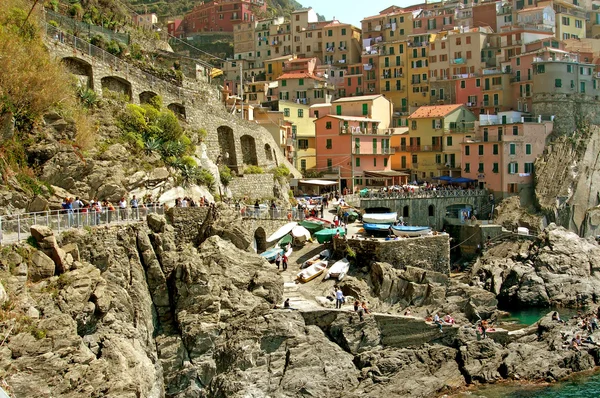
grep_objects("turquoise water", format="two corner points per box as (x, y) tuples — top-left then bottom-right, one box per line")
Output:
(467, 370), (600, 397)
(501, 307), (584, 326)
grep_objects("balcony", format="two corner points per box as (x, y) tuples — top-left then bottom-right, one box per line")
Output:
(352, 147), (396, 155)
(444, 122), (475, 133)
(451, 58), (465, 65)
(403, 144), (442, 152)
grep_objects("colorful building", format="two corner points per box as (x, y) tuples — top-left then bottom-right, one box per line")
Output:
(406, 104), (477, 182)
(315, 95), (401, 190)
(179, 0), (267, 34)
(461, 112), (553, 197)
(279, 100), (317, 172)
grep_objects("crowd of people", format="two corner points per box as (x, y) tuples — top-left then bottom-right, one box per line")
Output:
(560, 309), (600, 351)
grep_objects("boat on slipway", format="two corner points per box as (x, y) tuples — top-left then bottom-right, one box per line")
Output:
(301, 249), (331, 269)
(391, 225), (432, 237)
(259, 247), (284, 262)
(266, 222), (298, 242)
(362, 223), (392, 234)
(314, 227), (346, 244)
(324, 258), (350, 281)
(362, 212), (397, 224)
(297, 261), (327, 283)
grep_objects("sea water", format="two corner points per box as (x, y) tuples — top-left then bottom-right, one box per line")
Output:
(465, 370), (600, 397)
(464, 307), (597, 397)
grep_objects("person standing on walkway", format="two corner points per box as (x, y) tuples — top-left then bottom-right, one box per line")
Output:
(335, 287), (344, 309)
(130, 195), (139, 220)
(118, 197), (127, 221)
(282, 254), (288, 271)
(275, 253), (281, 270)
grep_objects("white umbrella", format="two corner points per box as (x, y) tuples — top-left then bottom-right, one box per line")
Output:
(291, 225), (311, 241)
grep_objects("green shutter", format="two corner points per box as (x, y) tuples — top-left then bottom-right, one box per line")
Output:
(362, 104), (368, 115)
(336, 105), (342, 115)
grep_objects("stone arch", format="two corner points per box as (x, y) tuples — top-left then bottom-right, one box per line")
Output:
(61, 57), (94, 89)
(428, 204), (435, 217)
(101, 76), (132, 101)
(254, 227), (267, 253)
(167, 103), (186, 119)
(217, 125), (238, 172)
(240, 134), (258, 166)
(139, 91), (159, 105)
(402, 205), (409, 218)
(264, 143), (273, 161)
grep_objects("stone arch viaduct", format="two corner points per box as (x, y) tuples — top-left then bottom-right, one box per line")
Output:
(45, 27), (298, 177)
(361, 190), (489, 230)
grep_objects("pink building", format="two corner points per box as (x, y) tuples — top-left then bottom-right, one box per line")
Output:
(461, 111), (553, 198)
(314, 115), (396, 191)
(338, 63), (365, 98)
(456, 71), (512, 115)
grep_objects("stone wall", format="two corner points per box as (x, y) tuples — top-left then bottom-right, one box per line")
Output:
(333, 234), (450, 274)
(532, 92), (600, 133)
(361, 193), (489, 231)
(228, 174), (278, 200)
(166, 207), (210, 243)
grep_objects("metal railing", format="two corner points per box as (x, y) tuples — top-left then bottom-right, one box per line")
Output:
(0, 205), (165, 244)
(360, 189), (488, 200)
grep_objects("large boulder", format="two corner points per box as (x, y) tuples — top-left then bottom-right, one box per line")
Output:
(29, 250), (55, 281)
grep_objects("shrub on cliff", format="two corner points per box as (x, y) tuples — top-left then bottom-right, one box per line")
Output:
(244, 165), (264, 174)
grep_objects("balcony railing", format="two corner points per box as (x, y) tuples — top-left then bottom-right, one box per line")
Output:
(352, 147), (396, 155)
(444, 122), (476, 133)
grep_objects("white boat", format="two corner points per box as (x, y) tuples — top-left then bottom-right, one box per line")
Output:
(362, 212), (397, 224)
(291, 225), (311, 242)
(391, 225), (432, 237)
(301, 249), (331, 269)
(266, 222), (298, 242)
(297, 261), (327, 283)
(324, 258), (350, 281)
(284, 244), (293, 258)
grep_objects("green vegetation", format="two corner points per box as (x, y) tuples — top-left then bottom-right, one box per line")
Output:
(270, 164), (290, 180)
(219, 165), (233, 186)
(118, 99), (214, 191)
(244, 165), (264, 174)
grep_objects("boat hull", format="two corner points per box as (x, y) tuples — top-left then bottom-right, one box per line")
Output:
(314, 227), (346, 244)
(362, 213), (397, 224)
(363, 223), (391, 233)
(391, 225), (432, 237)
(324, 258), (350, 281)
(260, 247), (284, 262)
(297, 261), (327, 282)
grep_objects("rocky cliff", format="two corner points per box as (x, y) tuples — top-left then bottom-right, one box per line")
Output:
(0, 210), (599, 397)
(534, 125), (600, 237)
(470, 224), (600, 308)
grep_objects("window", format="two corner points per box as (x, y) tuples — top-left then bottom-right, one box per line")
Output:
(326, 121), (332, 129)
(298, 139), (309, 149)
(536, 65), (545, 74)
(447, 136), (453, 146)
(355, 157), (360, 167)
(562, 16), (570, 26)
(298, 109), (304, 117)
(336, 105), (342, 115)
(373, 158), (377, 167)
(476, 78), (480, 87)
(492, 162), (499, 173)
(283, 108), (290, 117)
(384, 158), (388, 167)
(327, 158), (332, 171)
(362, 103), (368, 115)
(412, 154), (418, 164)
(555, 79), (562, 88)
(567, 64), (573, 73)
(428, 204), (434, 217)
(460, 80), (466, 89)
(493, 144), (498, 155)
(465, 145), (470, 156)
(411, 120), (417, 130)
(282, 80), (287, 87)
(575, 20), (583, 29)
(478, 163), (484, 173)
(341, 28), (346, 35)
(508, 162), (518, 174)
(525, 143), (531, 155)
(580, 81), (586, 93)
(465, 163), (470, 172)
(524, 162), (534, 173)
(300, 159), (306, 170)
(326, 139), (332, 149)
(314, 111), (319, 118)
(478, 145), (484, 155)
(509, 143), (516, 155)
(347, 78), (351, 86)
(328, 29), (333, 36)
(299, 78), (304, 86)
(513, 126), (518, 135)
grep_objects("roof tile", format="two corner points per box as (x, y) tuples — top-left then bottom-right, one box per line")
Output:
(409, 104), (463, 119)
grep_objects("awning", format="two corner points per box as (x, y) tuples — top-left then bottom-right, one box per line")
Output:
(363, 170), (410, 178)
(299, 179), (338, 186)
(210, 68), (223, 78)
(432, 175), (453, 181)
(451, 177), (477, 183)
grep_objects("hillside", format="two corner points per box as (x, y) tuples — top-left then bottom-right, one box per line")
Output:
(124, 0), (325, 21)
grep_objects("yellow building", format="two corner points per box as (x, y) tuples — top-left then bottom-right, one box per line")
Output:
(406, 104), (476, 181)
(331, 94), (394, 130)
(265, 55), (294, 81)
(279, 100), (317, 172)
(378, 40), (409, 117)
(407, 33), (432, 110)
(548, 0), (586, 40)
(321, 20), (362, 69)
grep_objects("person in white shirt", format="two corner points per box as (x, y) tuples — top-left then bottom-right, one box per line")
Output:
(118, 197), (127, 221)
(335, 287), (344, 309)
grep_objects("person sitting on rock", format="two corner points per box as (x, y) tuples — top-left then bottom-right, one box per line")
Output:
(480, 319), (489, 339)
(443, 314), (455, 325)
(284, 298), (290, 309)
(571, 335), (582, 351)
(353, 300), (360, 312)
(552, 311), (564, 323)
(404, 308), (412, 316)
(433, 313), (443, 333)
(361, 302), (370, 315)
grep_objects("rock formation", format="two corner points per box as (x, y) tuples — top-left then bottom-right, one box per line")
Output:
(0, 211), (599, 397)
(470, 223), (600, 307)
